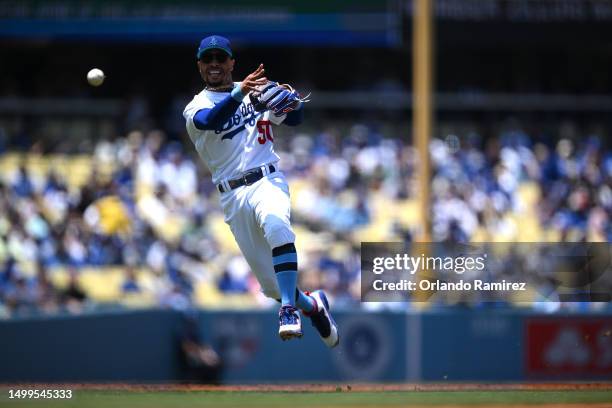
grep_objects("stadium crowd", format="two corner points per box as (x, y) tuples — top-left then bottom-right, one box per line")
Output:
(430, 124), (611, 243)
(0, 119), (610, 316)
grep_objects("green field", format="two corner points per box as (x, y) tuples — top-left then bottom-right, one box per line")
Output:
(1, 389), (612, 408)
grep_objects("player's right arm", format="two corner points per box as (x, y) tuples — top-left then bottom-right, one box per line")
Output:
(191, 64), (267, 130)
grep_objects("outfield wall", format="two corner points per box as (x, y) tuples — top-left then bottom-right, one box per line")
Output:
(0, 309), (610, 382)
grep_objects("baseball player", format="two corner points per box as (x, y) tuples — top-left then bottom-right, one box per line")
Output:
(183, 35), (339, 347)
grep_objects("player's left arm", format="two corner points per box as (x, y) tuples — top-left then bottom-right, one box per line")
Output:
(253, 81), (308, 127)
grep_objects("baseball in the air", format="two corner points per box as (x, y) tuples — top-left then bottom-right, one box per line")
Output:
(87, 68), (105, 87)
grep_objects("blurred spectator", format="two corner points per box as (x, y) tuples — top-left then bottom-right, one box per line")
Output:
(218, 256), (250, 294)
(121, 266), (141, 294)
(12, 164), (34, 198)
(61, 268), (88, 313)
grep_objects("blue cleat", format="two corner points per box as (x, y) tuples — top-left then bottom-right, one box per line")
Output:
(278, 305), (303, 341)
(305, 291), (339, 348)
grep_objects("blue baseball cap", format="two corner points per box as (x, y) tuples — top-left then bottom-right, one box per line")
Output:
(197, 35), (233, 59)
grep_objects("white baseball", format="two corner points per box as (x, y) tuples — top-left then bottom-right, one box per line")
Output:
(87, 68), (105, 87)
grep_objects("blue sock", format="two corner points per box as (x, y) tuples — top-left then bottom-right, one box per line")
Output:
(272, 243), (298, 306)
(295, 289), (315, 313)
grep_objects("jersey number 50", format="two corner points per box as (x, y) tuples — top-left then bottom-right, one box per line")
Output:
(256, 120), (273, 144)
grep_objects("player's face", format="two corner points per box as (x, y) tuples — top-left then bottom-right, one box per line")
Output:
(198, 50), (235, 87)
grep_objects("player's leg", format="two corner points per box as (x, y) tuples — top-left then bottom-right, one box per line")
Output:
(248, 174), (306, 340)
(227, 219), (313, 312)
(270, 241), (305, 340)
(271, 242), (315, 310)
(294, 288), (315, 313)
(226, 207), (281, 302)
(233, 222), (338, 347)
(250, 176), (300, 303)
(224, 191), (303, 340)
(301, 290), (340, 348)
(252, 174), (338, 346)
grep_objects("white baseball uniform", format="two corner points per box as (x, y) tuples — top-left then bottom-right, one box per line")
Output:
(183, 82), (294, 300)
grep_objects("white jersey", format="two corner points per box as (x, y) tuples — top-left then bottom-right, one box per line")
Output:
(183, 82), (286, 185)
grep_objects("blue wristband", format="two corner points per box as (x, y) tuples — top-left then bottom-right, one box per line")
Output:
(231, 86), (245, 101)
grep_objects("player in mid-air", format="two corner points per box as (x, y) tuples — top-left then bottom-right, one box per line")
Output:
(183, 35), (339, 347)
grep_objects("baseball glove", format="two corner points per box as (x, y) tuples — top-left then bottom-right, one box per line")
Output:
(249, 81), (310, 117)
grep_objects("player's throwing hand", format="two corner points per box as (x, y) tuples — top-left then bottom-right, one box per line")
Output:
(240, 64), (268, 95)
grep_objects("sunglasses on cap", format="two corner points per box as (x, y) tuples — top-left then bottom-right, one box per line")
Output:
(200, 52), (229, 64)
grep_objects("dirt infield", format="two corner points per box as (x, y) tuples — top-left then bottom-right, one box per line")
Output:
(4, 382), (612, 392)
(173, 383), (612, 392)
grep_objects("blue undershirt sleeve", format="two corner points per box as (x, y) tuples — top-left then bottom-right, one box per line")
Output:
(193, 89), (245, 130)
